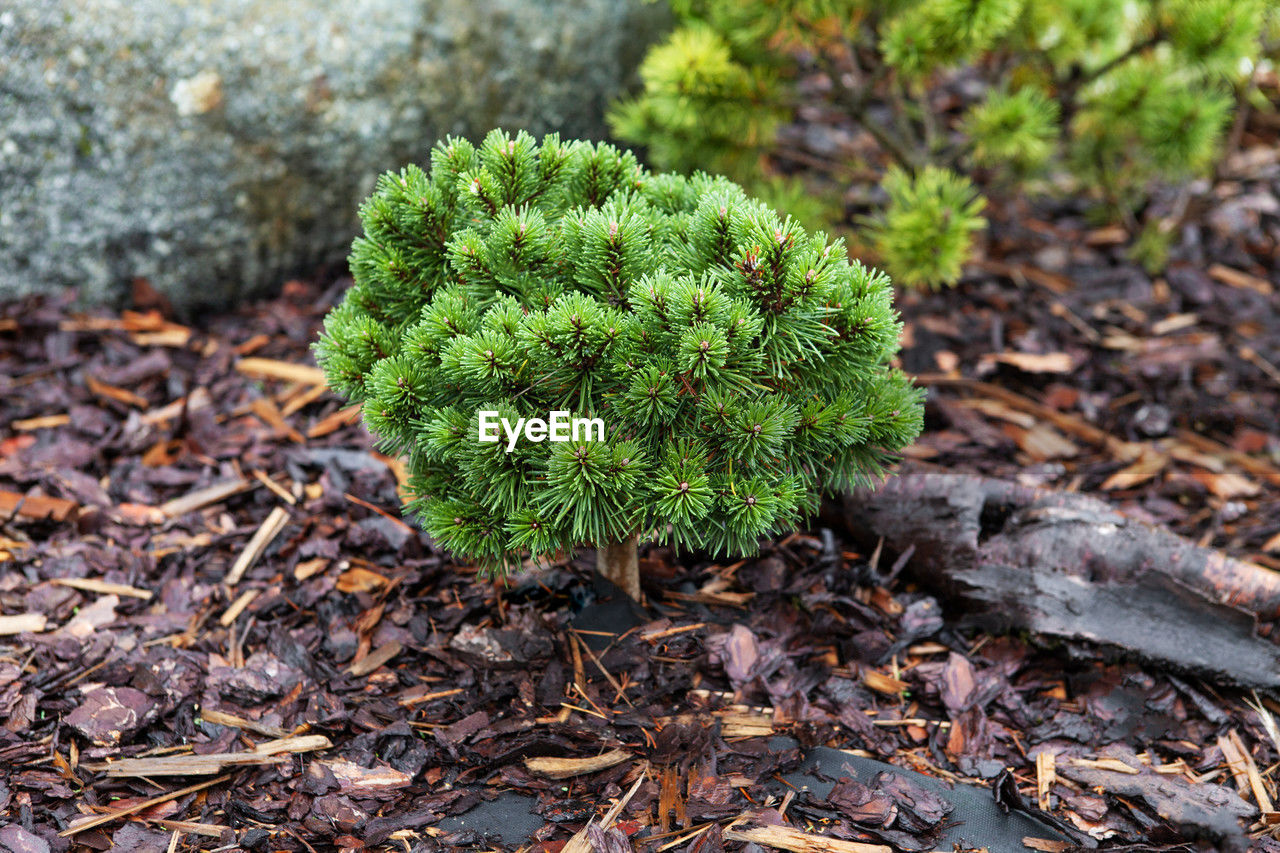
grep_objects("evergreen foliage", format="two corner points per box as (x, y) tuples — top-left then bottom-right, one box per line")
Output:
(867, 167), (987, 291)
(608, 0), (1271, 287)
(316, 130), (924, 573)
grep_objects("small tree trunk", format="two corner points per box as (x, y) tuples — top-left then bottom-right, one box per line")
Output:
(596, 533), (641, 601)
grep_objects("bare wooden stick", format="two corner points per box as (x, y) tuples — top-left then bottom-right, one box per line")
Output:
(251, 469), (296, 505)
(59, 775), (231, 836)
(641, 622), (707, 642)
(160, 478), (251, 519)
(724, 821), (891, 853)
(1228, 729), (1275, 815)
(225, 506), (289, 586)
(524, 748), (630, 779)
(561, 774), (646, 853)
(235, 357), (326, 386)
(11, 414), (71, 431)
(219, 589), (259, 627)
(140, 388), (212, 427)
(347, 641), (402, 676)
(83, 735), (330, 777)
(397, 687), (465, 708)
(198, 708), (290, 739)
(0, 613), (47, 635)
(54, 578), (153, 601)
(150, 819), (225, 839)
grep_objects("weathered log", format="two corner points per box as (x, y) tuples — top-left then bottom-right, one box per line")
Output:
(841, 470), (1280, 688)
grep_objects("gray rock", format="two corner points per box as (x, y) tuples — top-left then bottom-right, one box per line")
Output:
(0, 0), (668, 312)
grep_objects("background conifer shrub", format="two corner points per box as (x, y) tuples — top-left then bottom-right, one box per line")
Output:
(608, 0), (1274, 287)
(316, 131), (923, 589)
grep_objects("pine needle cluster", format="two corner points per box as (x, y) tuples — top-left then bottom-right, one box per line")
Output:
(608, 0), (1271, 287)
(316, 130), (923, 572)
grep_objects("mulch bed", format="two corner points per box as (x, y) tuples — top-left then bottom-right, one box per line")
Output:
(2, 144), (1280, 851)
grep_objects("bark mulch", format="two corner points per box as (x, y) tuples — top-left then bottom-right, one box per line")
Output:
(1, 144), (1279, 852)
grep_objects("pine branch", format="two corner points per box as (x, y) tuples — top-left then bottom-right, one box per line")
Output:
(812, 49), (921, 170)
(1057, 32), (1165, 123)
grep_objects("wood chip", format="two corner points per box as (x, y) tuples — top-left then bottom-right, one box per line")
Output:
(718, 711), (776, 738)
(1036, 750), (1056, 811)
(658, 765), (679, 833)
(1151, 313), (1199, 335)
(0, 490), (77, 522)
(225, 506), (289, 586)
(279, 383), (330, 417)
(1188, 467), (1260, 499)
(131, 329), (192, 348)
(1167, 442), (1226, 472)
(1101, 447), (1168, 491)
(1228, 728), (1274, 813)
(336, 566), (390, 593)
(234, 333), (272, 356)
(988, 351), (1077, 374)
(198, 708), (291, 739)
(1264, 531), (1280, 554)
(250, 396), (305, 444)
(110, 502), (168, 526)
(140, 387), (212, 426)
(219, 589), (260, 626)
(0, 613), (47, 635)
(918, 374), (1126, 453)
(320, 758), (413, 793)
(1239, 345), (1280, 388)
(347, 641), (402, 677)
(236, 357), (326, 386)
(1218, 732), (1252, 794)
(53, 578), (153, 601)
(11, 414), (71, 431)
(307, 403), (362, 438)
(1004, 422), (1081, 461)
(1176, 429), (1280, 488)
(160, 477), (251, 518)
(959, 397), (1036, 428)
(641, 622), (707, 642)
(724, 820), (891, 853)
(86, 374), (148, 408)
(863, 670), (909, 696)
(149, 820), (226, 839)
(60, 775), (232, 835)
(1084, 224), (1128, 246)
(83, 735), (330, 777)
(373, 451), (410, 492)
(562, 775), (645, 853)
(1067, 757), (1141, 775)
(397, 687), (464, 708)
(524, 748), (630, 779)
(976, 259), (1073, 294)
(1209, 263), (1273, 295)
(294, 557), (329, 581)
(252, 469), (297, 505)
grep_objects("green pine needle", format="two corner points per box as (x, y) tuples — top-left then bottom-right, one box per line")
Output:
(316, 131), (924, 573)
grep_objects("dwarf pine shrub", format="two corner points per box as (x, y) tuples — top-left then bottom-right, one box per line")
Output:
(315, 130), (923, 592)
(608, 0), (1271, 287)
